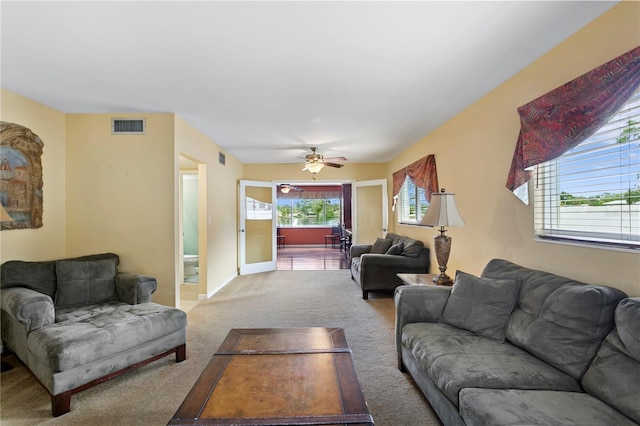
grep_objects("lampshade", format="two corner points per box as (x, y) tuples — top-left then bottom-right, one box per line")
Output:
(420, 190), (466, 228)
(306, 162), (324, 174)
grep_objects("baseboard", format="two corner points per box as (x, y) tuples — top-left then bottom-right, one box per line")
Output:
(200, 273), (237, 300)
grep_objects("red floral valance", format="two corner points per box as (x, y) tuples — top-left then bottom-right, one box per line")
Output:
(507, 46), (640, 202)
(392, 154), (438, 205)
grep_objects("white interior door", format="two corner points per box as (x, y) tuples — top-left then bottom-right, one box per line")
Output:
(353, 179), (388, 245)
(239, 180), (276, 275)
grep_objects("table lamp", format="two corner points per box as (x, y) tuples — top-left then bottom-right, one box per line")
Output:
(420, 188), (466, 285)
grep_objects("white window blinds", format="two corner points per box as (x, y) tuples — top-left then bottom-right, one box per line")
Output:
(533, 87), (640, 249)
(397, 176), (428, 224)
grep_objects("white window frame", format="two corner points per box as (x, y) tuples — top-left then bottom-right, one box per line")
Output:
(397, 176), (429, 225)
(533, 87), (640, 250)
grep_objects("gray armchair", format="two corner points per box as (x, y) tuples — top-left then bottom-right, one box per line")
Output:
(1, 253), (187, 416)
(350, 233), (430, 299)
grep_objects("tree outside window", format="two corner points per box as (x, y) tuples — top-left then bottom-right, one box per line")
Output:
(277, 197), (341, 227)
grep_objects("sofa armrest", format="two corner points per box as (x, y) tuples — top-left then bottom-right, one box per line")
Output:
(350, 244), (372, 258)
(115, 273), (157, 304)
(1, 287), (54, 332)
(394, 285), (452, 366)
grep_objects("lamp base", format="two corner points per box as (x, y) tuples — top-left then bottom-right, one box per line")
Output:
(432, 273), (453, 286)
(433, 233), (453, 286)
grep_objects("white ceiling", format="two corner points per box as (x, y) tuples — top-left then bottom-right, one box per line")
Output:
(1, 1), (616, 164)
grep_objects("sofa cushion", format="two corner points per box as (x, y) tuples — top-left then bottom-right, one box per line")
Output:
(371, 237), (393, 254)
(481, 259), (627, 379)
(615, 297), (640, 361)
(385, 243), (404, 255)
(55, 258), (118, 308)
(402, 322), (581, 407)
(440, 271), (520, 342)
(30, 301), (187, 372)
(351, 257), (361, 273)
(1, 253), (120, 299)
(581, 298), (640, 424)
(385, 233), (425, 257)
(1, 260), (57, 298)
(459, 388), (638, 426)
(400, 239), (424, 257)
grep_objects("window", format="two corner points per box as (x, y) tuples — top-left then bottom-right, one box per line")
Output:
(277, 192), (341, 227)
(397, 176), (429, 224)
(534, 87), (640, 249)
(246, 196), (272, 220)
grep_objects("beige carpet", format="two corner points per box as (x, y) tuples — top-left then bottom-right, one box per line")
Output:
(1, 270), (441, 425)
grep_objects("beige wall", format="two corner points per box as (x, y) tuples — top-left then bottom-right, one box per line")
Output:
(0, 96), (243, 307)
(387, 2), (640, 297)
(174, 115), (243, 300)
(0, 89), (67, 262)
(65, 113), (177, 305)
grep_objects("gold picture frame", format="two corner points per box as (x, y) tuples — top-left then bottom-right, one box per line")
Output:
(0, 121), (44, 230)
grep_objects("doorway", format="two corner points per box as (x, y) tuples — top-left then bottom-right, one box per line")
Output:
(178, 156), (206, 312)
(273, 181), (352, 271)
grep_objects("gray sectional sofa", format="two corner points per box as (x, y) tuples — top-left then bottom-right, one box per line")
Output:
(351, 232), (429, 299)
(395, 258), (639, 426)
(0, 253), (187, 416)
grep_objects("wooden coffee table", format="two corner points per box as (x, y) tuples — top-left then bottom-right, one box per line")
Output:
(168, 327), (373, 425)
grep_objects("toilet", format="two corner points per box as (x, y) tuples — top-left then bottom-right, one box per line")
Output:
(183, 255), (199, 276)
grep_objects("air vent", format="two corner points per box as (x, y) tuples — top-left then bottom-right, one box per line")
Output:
(111, 118), (146, 135)
(219, 152), (226, 166)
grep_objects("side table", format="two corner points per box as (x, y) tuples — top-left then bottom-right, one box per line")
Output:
(397, 273), (453, 287)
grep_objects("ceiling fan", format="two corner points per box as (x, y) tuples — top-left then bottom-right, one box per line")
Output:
(279, 184), (304, 194)
(301, 147), (347, 179)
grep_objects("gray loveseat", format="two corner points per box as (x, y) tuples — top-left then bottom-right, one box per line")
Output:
(395, 258), (639, 426)
(351, 232), (429, 299)
(1, 253), (187, 416)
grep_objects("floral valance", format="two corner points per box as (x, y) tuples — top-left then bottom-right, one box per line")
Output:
(392, 154), (438, 207)
(506, 46), (640, 204)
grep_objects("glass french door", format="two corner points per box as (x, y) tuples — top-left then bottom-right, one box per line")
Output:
(239, 180), (276, 275)
(353, 179), (388, 245)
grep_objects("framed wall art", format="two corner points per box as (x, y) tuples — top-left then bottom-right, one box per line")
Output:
(0, 121), (44, 230)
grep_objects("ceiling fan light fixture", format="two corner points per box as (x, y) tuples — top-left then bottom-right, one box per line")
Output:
(306, 162), (324, 174)
(280, 186), (291, 194)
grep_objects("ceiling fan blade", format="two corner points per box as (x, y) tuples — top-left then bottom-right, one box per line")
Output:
(322, 162), (344, 168)
(322, 156), (348, 162)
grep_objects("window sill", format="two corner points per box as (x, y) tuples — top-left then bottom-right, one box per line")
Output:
(398, 221), (433, 228)
(534, 236), (639, 254)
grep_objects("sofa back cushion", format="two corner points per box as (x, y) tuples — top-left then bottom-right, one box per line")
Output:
(582, 298), (640, 423)
(1, 260), (57, 298)
(1, 253), (120, 299)
(481, 259), (627, 379)
(55, 257), (119, 308)
(440, 271), (521, 342)
(385, 233), (425, 257)
(371, 237), (393, 254)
